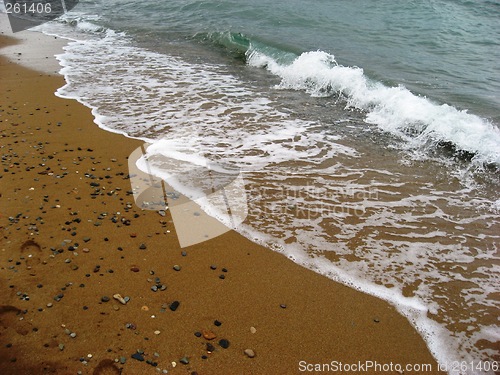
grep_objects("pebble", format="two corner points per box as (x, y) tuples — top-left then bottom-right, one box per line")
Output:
(280, 304), (287, 309)
(154, 330), (161, 335)
(141, 306), (149, 311)
(250, 326), (257, 334)
(169, 301), (180, 311)
(119, 357), (126, 364)
(130, 266), (140, 272)
(101, 296), (110, 303)
(113, 294), (127, 305)
(131, 353), (144, 362)
(46, 303), (53, 308)
(218, 339), (230, 349)
(58, 344), (65, 351)
(173, 265), (181, 271)
(244, 349), (256, 358)
(202, 330), (216, 340)
(206, 343), (215, 352)
(179, 357), (189, 365)
(139, 243), (147, 250)
(214, 320), (222, 326)
(70, 332), (77, 338)
(210, 265), (217, 270)
(194, 331), (202, 337)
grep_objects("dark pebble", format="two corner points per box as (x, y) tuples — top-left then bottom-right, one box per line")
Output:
(169, 301), (180, 311)
(101, 296), (110, 303)
(219, 274), (225, 279)
(210, 265), (217, 270)
(179, 357), (189, 365)
(131, 353), (144, 362)
(139, 243), (146, 250)
(219, 339), (230, 349)
(214, 320), (222, 326)
(206, 343), (215, 352)
(280, 304), (287, 309)
(194, 331), (202, 337)
(222, 268), (228, 272)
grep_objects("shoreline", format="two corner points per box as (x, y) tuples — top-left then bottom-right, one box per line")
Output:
(0, 33), (444, 375)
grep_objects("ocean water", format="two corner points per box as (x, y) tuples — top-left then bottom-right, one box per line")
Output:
(6, 0), (499, 372)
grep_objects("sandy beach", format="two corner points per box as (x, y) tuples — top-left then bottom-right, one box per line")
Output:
(0, 33), (445, 375)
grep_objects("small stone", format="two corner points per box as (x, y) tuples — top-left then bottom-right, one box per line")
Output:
(131, 353), (144, 362)
(179, 357), (189, 365)
(194, 331), (202, 337)
(70, 332), (77, 338)
(139, 243), (147, 250)
(202, 330), (216, 340)
(151, 285), (158, 292)
(141, 305), (149, 311)
(173, 265), (181, 271)
(250, 326), (257, 334)
(244, 349), (255, 358)
(280, 304), (287, 309)
(101, 296), (110, 303)
(210, 265), (217, 270)
(46, 303), (53, 308)
(58, 343), (65, 351)
(154, 330), (161, 335)
(181, 251), (187, 256)
(169, 301), (180, 311)
(218, 339), (230, 349)
(374, 318), (380, 323)
(130, 266), (140, 272)
(113, 294), (127, 305)
(219, 274), (225, 279)
(206, 343), (215, 352)
(119, 357), (126, 364)
(214, 320), (222, 327)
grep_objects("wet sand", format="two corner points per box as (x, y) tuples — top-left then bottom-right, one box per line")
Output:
(0, 35), (444, 374)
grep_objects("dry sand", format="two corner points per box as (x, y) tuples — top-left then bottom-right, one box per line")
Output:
(0, 34), (444, 375)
